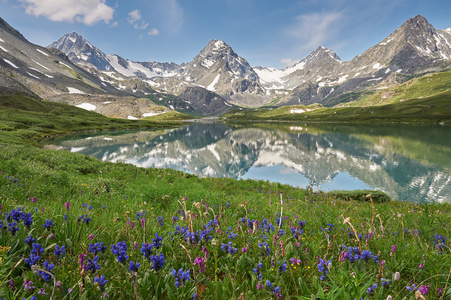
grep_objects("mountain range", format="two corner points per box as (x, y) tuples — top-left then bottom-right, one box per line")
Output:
(1, 15), (451, 117)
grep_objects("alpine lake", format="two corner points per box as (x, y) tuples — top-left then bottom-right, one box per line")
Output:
(44, 122), (451, 204)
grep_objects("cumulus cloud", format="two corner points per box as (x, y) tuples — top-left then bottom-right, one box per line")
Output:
(148, 28), (160, 36)
(19, 0), (114, 25)
(127, 10), (141, 24)
(128, 9), (150, 30)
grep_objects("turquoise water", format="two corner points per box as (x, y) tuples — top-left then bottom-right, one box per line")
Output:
(47, 122), (451, 203)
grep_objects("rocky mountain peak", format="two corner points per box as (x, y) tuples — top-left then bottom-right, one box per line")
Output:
(48, 32), (113, 71)
(305, 46), (342, 64)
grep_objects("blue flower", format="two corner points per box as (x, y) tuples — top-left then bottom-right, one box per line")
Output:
(42, 219), (54, 230)
(141, 243), (153, 260)
(89, 242), (106, 255)
(129, 261), (140, 272)
(94, 275), (107, 291)
(152, 233), (163, 249)
(150, 253), (165, 271)
(7, 221), (20, 236)
(38, 261), (54, 282)
(221, 242), (237, 255)
(172, 267), (190, 288)
(111, 241), (128, 263)
(86, 256), (100, 273)
(54, 245), (66, 259)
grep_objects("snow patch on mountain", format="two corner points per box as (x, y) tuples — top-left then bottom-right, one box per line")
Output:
(76, 103), (96, 110)
(3, 58), (18, 69)
(207, 73), (220, 91)
(0, 45), (8, 52)
(68, 87), (85, 94)
(36, 48), (49, 57)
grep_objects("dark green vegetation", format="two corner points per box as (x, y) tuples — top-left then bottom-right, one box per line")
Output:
(0, 93), (450, 299)
(0, 93), (187, 146)
(224, 70), (451, 124)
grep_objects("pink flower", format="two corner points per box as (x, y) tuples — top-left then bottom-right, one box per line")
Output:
(88, 234), (94, 240)
(134, 242), (138, 250)
(194, 257), (205, 273)
(64, 202), (70, 212)
(141, 218), (146, 228)
(419, 264), (424, 269)
(391, 245), (396, 253)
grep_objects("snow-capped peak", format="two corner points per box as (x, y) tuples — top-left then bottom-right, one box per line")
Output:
(444, 27), (451, 35)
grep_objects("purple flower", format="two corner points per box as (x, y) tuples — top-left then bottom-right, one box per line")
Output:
(419, 285), (430, 295)
(391, 245), (396, 253)
(64, 202), (70, 212)
(23, 279), (34, 291)
(194, 257), (205, 273)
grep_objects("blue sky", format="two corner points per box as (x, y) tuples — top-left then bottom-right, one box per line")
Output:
(1, 0), (451, 68)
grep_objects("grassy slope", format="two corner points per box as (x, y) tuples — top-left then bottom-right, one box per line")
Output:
(0, 94), (188, 146)
(0, 94), (450, 299)
(224, 71), (451, 123)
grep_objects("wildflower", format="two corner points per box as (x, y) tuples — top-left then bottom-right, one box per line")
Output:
(38, 261), (54, 282)
(406, 284), (417, 292)
(157, 216), (164, 226)
(141, 218), (146, 228)
(78, 214), (91, 225)
(24, 235), (36, 247)
(317, 258), (332, 281)
(193, 293), (197, 300)
(394, 271), (400, 281)
(38, 288), (46, 295)
(381, 278), (390, 288)
(391, 245), (396, 253)
(64, 202), (70, 212)
(221, 242), (237, 255)
(94, 275), (108, 291)
(42, 219), (54, 230)
(86, 256), (100, 273)
(194, 257), (205, 272)
(129, 261), (140, 272)
(266, 280), (282, 299)
(152, 233), (163, 249)
(278, 260), (288, 273)
(141, 243), (153, 260)
(9, 279), (15, 291)
(111, 241), (128, 263)
(54, 245), (66, 259)
(419, 285), (430, 295)
(23, 279), (34, 292)
(172, 268), (190, 288)
(89, 242), (106, 255)
(366, 283), (377, 297)
(7, 221), (19, 236)
(258, 242), (271, 257)
(150, 253), (165, 271)
(89, 234), (94, 240)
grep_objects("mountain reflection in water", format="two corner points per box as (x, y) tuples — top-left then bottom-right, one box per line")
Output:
(48, 123), (451, 203)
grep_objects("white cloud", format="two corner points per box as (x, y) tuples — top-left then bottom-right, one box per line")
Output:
(19, 0), (114, 25)
(286, 11), (344, 52)
(128, 10), (149, 30)
(148, 28), (160, 36)
(127, 10), (141, 24)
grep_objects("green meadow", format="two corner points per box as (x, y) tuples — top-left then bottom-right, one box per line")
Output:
(0, 94), (450, 299)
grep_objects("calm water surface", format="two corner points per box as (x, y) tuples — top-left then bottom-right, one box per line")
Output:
(47, 123), (451, 203)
